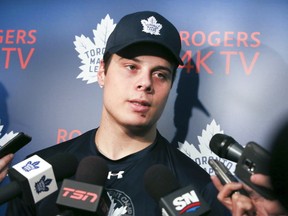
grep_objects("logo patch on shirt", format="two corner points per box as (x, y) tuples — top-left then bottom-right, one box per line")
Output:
(107, 171), (125, 179)
(107, 189), (135, 215)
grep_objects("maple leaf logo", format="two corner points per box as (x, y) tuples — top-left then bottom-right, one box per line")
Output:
(74, 14), (116, 84)
(34, 175), (53, 194)
(22, 160), (41, 172)
(106, 189), (133, 215)
(0, 120), (19, 148)
(178, 119), (236, 175)
(107, 194), (128, 216)
(141, 16), (162, 35)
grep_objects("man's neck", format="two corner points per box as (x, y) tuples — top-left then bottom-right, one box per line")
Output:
(95, 122), (157, 160)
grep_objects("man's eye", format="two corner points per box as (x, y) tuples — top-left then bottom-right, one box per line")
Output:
(126, 65), (136, 70)
(154, 72), (169, 80)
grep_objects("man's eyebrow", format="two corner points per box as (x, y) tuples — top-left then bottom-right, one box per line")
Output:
(118, 56), (173, 73)
(153, 65), (173, 74)
(131, 57), (173, 71)
(119, 56), (141, 63)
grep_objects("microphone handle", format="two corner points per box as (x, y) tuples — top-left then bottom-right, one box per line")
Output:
(0, 181), (21, 204)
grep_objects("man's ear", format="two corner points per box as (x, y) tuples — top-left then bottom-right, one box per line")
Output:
(98, 60), (105, 88)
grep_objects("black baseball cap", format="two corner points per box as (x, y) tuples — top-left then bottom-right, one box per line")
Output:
(104, 11), (183, 66)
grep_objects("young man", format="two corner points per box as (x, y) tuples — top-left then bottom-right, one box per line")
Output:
(6, 11), (230, 215)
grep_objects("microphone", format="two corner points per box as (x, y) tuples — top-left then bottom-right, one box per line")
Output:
(0, 132), (32, 158)
(209, 133), (274, 199)
(209, 134), (243, 163)
(0, 153), (78, 205)
(56, 156), (111, 216)
(209, 133), (270, 174)
(144, 164), (210, 216)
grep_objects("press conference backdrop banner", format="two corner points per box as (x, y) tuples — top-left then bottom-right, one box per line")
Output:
(1, 0), (288, 211)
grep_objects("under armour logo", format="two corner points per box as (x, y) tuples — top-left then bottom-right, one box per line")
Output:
(107, 171), (125, 179)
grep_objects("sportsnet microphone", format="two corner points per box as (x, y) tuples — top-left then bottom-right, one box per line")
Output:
(56, 156), (111, 216)
(144, 164), (210, 216)
(209, 133), (274, 199)
(0, 153), (78, 205)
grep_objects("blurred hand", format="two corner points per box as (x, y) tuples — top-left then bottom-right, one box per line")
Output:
(211, 174), (288, 216)
(211, 175), (255, 216)
(0, 154), (13, 181)
(246, 174), (287, 216)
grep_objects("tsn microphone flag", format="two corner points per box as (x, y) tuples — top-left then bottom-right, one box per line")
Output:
(160, 185), (210, 216)
(57, 179), (111, 214)
(8, 155), (58, 203)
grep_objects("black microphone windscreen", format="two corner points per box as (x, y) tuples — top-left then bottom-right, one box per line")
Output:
(209, 134), (235, 156)
(46, 153), (78, 181)
(75, 156), (108, 185)
(144, 164), (180, 202)
(209, 133), (244, 162)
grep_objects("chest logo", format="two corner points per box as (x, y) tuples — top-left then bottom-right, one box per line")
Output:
(107, 171), (125, 179)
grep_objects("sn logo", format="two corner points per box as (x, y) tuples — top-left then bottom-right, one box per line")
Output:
(62, 187), (98, 203)
(172, 190), (200, 211)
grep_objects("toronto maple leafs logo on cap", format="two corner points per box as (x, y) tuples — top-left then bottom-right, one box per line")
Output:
(141, 16), (162, 35)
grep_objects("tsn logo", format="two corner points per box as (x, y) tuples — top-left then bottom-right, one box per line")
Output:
(62, 187), (98, 203)
(173, 190), (200, 212)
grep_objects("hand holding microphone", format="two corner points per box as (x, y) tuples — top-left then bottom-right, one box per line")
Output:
(0, 154), (13, 181)
(210, 125), (288, 215)
(0, 132), (32, 182)
(209, 133), (274, 199)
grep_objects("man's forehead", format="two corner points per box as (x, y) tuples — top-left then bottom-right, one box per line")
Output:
(116, 42), (176, 65)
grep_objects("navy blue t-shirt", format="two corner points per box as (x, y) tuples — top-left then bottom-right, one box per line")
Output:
(6, 128), (230, 216)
